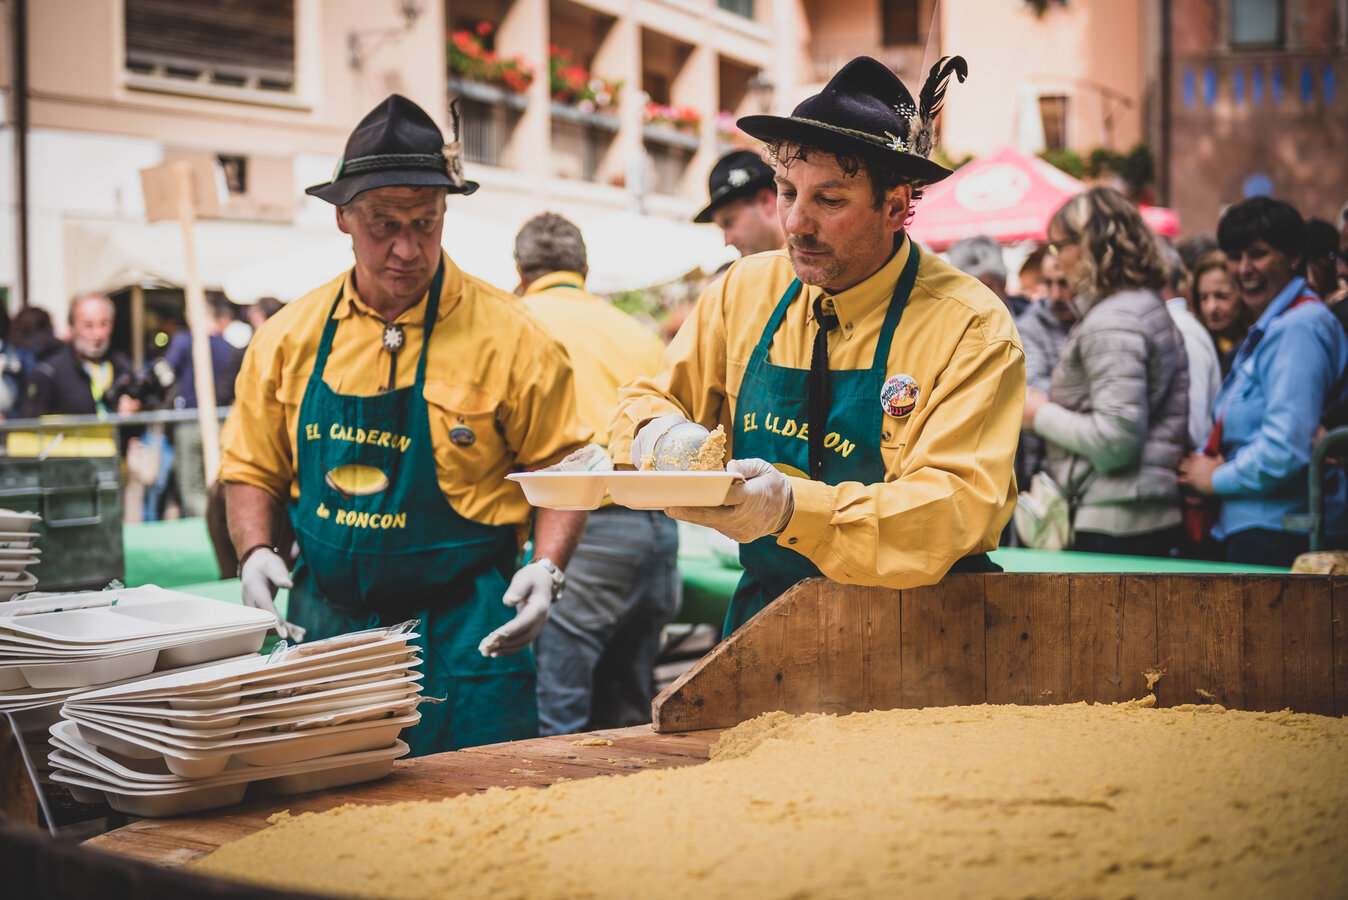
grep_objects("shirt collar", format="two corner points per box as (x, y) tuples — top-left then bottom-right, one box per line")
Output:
(1250, 276), (1309, 333)
(522, 270), (588, 297)
(803, 236), (913, 332)
(334, 250), (463, 324)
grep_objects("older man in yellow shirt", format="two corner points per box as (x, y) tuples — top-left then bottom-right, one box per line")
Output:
(612, 57), (1025, 637)
(515, 212), (677, 736)
(221, 96), (590, 755)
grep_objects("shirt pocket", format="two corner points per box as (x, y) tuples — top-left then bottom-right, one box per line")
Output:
(880, 412), (911, 451)
(423, 381), (507, 487)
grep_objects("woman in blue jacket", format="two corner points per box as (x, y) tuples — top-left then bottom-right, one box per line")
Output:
(1179, 197), (1348, 566)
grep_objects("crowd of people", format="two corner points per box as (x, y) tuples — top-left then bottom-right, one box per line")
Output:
(983, 192), (1348, 568)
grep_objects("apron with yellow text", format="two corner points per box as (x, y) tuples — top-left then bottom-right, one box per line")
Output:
(726, 244), (997, 638)
(288, 262), (536, 755)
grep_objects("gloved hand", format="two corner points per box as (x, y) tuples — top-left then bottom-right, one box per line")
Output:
(477, 561), (556, 657)
(630, 414), (710, 470)
(240, 548), (305, 642)
(666, 458), (795, 543)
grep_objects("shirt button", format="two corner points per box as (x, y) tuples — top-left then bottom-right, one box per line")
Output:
(883, 431), (891, 440)
(844, 322), (853, 331)
(787, 537), (798, 545)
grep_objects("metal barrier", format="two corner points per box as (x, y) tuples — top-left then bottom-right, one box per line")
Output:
(1308, 426), (1348, 551)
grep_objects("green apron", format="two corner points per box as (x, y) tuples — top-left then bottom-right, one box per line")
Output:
(726, 243), (998, 638)
(287, 262), (536, 756)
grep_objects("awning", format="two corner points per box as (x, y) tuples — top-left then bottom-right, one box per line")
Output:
(907, 146), (1181, 249)
(64, 218), (337, 300)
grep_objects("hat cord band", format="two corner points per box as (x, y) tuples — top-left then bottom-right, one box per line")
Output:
(340, 152), (446, 176)
(788, 118), (905, 152)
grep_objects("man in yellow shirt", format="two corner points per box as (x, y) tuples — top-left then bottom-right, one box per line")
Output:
(515, 212), (677, 735)
(612, 57), (1025, 637)
(221, 95), (590, 755)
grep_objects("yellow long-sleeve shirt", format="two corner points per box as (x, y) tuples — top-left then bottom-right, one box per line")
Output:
(610, 238), (1025, 589)
(521, 271), (666, 444)
(221, 251), (590, 534)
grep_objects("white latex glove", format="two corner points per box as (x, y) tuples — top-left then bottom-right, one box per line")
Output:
(239, 548), (305, 642)
(477, 561), (555, 657)
(630, 414), (710, 470)
(666, 458), (795, 543)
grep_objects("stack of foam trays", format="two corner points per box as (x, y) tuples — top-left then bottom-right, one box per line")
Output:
(48, 623), (424, 817)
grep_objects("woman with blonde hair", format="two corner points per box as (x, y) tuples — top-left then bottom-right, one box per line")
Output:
(1188, 251), (1251, 377)
(1022, 187), (1189, 557)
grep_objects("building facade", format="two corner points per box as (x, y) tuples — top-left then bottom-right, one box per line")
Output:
(0, 0), (789, 324)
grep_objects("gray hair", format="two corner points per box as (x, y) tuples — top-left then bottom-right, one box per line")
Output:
(68, 293), (115, 327)
(515, 212), (587, 282)
(1158, 239), (1187, 295)
(947, 235), (1006, 285)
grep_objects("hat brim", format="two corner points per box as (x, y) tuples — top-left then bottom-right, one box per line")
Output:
(305, 169), (479, 206)
(737, 115), (952, 186)
(692, 173), (777, 224)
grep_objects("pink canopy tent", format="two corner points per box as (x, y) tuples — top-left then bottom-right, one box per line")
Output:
(907, 145), (1179, 249)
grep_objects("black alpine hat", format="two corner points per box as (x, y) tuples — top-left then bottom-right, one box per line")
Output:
(692, 150), (776, 224)
(737, 55), (968, 186)
(305, 94), (478, 205)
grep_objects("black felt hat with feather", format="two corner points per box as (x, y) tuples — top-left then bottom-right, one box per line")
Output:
(737, 55), (967, 185)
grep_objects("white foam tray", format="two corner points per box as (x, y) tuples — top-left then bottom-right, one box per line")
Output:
(4, 623), (270, 690)
(0, 510), (40, 532)
(0, 654), (260, 713)
(69, 665), (423, 726)
(0, 531), (40, 551)
(66, 693), (421, 746)
(49, 735), (410, 816)
(507, 470), (742, 510)
(71, 683), (424, 738)
(73, 632), (420, 703)
(69, 710), (420, 777)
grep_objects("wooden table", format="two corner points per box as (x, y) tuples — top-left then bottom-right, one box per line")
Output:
(84, 725), (723, 869)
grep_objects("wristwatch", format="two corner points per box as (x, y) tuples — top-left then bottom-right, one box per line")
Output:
(533, 557), (566, 600)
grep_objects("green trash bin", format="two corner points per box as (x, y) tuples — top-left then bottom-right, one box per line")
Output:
(0, 457), (124, 592)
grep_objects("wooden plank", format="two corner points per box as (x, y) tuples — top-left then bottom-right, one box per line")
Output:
(778, 581), (824, 716)
(85, 725), (722, 869)
(1241, 575), (1335, 715)
(650, 623), (743, 733)
(984, 574), (1070, 705)
(818, 582), (866, 715)
(1155, 575), (1244, 708)
(1068, 574), (1158, 703)
(1332, 576), (1348, 716)
(862, 586), (903, 711)
(898, 575), (986, 707)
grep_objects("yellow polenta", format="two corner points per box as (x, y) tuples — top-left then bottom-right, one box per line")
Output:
(193, 699), (1348, 899)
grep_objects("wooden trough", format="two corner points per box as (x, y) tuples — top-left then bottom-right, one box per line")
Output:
(652, 573), (1348, 731)
(5, 571), (1344, 897)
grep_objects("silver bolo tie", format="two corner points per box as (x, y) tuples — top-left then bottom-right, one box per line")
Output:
(381, 323), (405, 392)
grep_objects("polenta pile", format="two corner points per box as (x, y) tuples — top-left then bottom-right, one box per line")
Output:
(195, 699), (1348, 899)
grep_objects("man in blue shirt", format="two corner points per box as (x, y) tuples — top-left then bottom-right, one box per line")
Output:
(1178, 197), (1348, 566)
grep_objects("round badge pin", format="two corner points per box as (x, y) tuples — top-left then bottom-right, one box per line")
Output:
(449, 425), (476, 447)
(880, 374), (919, 418)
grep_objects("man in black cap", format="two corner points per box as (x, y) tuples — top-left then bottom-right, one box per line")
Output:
(611, 58), (1025, 637)
(220, 95), (591, 756)
(694, 149), (784, 258)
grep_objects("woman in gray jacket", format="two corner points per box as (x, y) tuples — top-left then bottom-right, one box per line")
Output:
(1022, 187), (1189, 557)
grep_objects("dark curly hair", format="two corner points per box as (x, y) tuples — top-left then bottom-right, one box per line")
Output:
(761, 141), (927, 216)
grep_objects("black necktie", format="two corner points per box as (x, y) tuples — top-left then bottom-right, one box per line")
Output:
(809, 295), (839, 481)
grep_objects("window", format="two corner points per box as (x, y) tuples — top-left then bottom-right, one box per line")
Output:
(718, 0), (754, 20)
(125, 0), (295, 92)
(882, 0), (921, 47)
(1230, 0), (1281, 47)
(1039, 95), (1068, 151)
